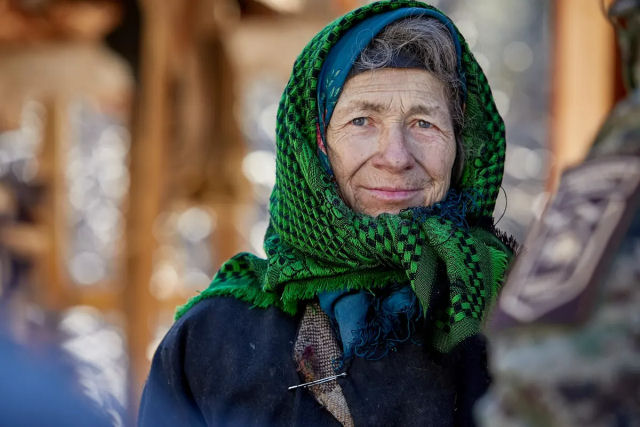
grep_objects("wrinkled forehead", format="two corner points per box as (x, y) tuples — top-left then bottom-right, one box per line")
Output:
(332, 68), (451, 119)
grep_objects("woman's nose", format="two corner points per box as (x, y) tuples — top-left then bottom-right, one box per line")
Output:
(373, 124), (414, 171)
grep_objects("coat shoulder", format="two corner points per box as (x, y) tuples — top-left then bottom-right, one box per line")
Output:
(139, 296), (310, 426)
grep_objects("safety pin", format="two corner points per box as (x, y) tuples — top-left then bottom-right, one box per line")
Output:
(288, 372), (347, 390)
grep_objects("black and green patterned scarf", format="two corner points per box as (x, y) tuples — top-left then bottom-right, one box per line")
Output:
(177, 0), (512, 353)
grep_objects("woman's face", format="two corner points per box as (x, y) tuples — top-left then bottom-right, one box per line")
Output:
(325, 68), (456, 217)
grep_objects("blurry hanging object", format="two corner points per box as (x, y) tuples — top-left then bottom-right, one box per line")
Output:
(0, 0), (122, 43)
(0, 0), (133, 308)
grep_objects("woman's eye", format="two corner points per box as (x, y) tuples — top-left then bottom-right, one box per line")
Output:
(417, 120), (432, 129)
(351, 117), (367, 126)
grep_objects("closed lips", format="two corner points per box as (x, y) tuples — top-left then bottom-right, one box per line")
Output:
(363, 188), (421, 200)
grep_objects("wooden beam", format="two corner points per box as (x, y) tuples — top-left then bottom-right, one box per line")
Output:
(37, 99), (70, 311)
(124, 1), (174, 414)
(549, 0), (616, 190)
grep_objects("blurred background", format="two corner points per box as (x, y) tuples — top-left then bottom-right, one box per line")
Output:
(0, 0), (623, 424)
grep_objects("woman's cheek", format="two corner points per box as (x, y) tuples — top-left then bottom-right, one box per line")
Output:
(418, 143), (456, 177)
(348, 128), (378, 152)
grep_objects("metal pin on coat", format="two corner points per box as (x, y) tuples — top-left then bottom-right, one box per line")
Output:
(288, 372), (347, 390)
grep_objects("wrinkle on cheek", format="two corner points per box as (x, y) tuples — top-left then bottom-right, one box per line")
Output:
(326, 132), (370, 210)
(327, 129), (348, 146)
(415, 148), (455, 180)
(328, 122), (349, 135)
(441, 127), (455, 140)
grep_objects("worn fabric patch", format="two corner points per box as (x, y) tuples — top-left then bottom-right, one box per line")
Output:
(293, 303), (353, 427)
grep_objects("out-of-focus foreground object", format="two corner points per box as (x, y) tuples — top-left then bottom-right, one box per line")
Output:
(0, 330), (113, 426)
(478, 1), (640, 425)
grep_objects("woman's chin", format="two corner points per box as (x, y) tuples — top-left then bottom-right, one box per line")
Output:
(352, 191), (447, 217)
(358, 200), (422, 217)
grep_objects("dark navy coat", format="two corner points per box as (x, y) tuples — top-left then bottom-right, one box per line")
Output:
(139, 297), (490, 426)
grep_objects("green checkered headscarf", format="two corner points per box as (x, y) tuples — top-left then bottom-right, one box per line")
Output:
(177, 0), (512, 352)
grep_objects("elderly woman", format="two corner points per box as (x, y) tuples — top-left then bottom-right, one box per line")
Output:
(139, 1), (514, 426)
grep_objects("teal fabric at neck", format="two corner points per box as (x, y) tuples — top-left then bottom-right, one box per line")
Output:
(316, 7), (466, 142)
(318, 284), (419, 362)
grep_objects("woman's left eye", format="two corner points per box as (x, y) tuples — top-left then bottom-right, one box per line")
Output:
(351, 117), (367, 126)
(417, 120), (432, 129)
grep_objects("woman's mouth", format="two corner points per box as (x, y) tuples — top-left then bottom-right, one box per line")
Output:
(363, 187), (422, 202)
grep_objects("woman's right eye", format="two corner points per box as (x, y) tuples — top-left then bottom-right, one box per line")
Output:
(351, 117), (367, 126)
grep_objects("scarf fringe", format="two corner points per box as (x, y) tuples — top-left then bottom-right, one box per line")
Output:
(352, 292), (422, 360)
(279, 270), (407, 314)
(175, 283), (277, 321)
(175, 269), (407, 320)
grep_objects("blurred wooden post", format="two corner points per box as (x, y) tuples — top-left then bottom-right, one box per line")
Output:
(549, 0), (616, 190)
(200, 33), (249, 264)
(39, 99), (70, 310)
(124, 0), (173, 411)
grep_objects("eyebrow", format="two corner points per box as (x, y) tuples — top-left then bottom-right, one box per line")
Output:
(405, 104), (441, 117)
(339, 100), (385, 113)
(337, 101), (443, 117)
